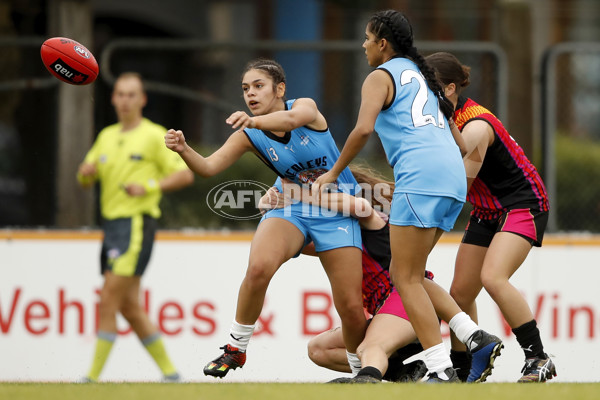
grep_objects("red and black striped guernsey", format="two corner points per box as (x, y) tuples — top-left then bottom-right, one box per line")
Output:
(454, 97), (549, 220)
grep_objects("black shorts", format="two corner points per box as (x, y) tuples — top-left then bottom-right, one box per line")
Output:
(462, 208), (548, 248)
(100, 214), (157, 276)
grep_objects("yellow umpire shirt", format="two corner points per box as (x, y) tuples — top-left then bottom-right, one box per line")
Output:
(78, 118), (188, 220)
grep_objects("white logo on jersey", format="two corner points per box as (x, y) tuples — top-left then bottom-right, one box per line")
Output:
(300, 135), (310, 146)
(285, 145), (295, 153)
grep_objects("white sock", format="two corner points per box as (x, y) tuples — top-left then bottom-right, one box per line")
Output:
(228, 320), (255, 352)
(423, 343), (453, 377)
(346, 351), (361, 376)
(449, 312), (479, 350)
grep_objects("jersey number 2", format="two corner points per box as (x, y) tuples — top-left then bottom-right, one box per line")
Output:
(400, 70), (445, 129)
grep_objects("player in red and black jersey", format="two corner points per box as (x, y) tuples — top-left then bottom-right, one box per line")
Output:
(260, 166), (503, 383)
(427, 52), (555, 383)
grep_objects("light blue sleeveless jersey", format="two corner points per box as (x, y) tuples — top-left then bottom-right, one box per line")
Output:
(244, 99), (361, 252)
(244, 99), (358, 194)
(375, 57), (466, 202)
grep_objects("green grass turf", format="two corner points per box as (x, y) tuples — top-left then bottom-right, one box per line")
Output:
(1, 383), (599, 400)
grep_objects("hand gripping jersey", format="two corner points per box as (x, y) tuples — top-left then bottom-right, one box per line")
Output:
(453, 97), (549, 219)
(374, 57), (466, 202)
(243, 99), (358, 195)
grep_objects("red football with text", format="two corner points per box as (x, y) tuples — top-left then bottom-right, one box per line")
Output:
(40, 37), (98, 85)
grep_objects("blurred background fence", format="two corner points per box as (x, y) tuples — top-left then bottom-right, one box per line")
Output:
(543, 42), (600, 232)
(0, 0), (599, 232)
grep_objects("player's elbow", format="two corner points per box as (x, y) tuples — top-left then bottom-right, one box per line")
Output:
(181, 169), (195, 186)
(195, 169), (216, 178)
(188, 162), (216, 178)
(352, 124), (374, 139)
(280, 116), (301, 132)
(192, 157), (226, 178)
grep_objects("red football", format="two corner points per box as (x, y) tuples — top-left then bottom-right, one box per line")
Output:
(40, 37), (99, 85)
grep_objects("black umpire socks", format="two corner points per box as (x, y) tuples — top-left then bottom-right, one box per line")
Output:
(512, 319), (545, 359)
(450, 349), (472, 382)
(357, 366), (383, 381)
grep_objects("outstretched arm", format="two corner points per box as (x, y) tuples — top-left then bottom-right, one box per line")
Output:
(226, 98), (327, 132)
(165, 129), (251, 177)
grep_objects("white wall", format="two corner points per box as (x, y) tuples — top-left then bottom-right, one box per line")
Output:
(1, 233), (599, 382)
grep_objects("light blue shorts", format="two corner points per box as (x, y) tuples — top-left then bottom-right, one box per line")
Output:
(389, 193), (464, 232)
(261, 202), (361, 254)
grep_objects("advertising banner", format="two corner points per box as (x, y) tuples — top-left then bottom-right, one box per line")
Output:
(1, 232), (598, 382)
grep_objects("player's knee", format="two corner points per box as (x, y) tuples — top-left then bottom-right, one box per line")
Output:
(449, 284), (472, 309)
(119, 299), (143, 322)
(337, 306), (366, 330)
(97, 294), (121, 317)
(356, 342), (367, 359)
(307, 340), (326, 366)
(391, 273), (419, 291)
(335, 295), (363, 315)
(245, 259), (278, 290)
(480, 270), (505, 297)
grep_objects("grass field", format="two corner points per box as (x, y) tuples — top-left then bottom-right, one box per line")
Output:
(1, 382), (599, 400)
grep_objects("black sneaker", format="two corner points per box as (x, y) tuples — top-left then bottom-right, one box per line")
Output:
(327, 376), (352, 383)
(395, 360), (428, 382)
(518, 354), (557, 383)
(467, 330), (503, 383)
(424, 367), (460, 383)
(203, 344), (246, 378)
(350, 375), (381, 384)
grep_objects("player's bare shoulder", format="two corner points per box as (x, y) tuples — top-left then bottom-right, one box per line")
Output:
(293, 98), (327, 131)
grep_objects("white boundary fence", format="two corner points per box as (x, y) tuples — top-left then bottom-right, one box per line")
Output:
(1, 231), (599, 383)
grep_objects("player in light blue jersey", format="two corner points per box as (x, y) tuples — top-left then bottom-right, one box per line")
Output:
(314, 10), (486, 383)
(165, 59), (367, 379)
(244, 99), (360, 223)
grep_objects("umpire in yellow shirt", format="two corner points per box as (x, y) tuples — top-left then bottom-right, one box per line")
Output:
(77, 72), (194, 382)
